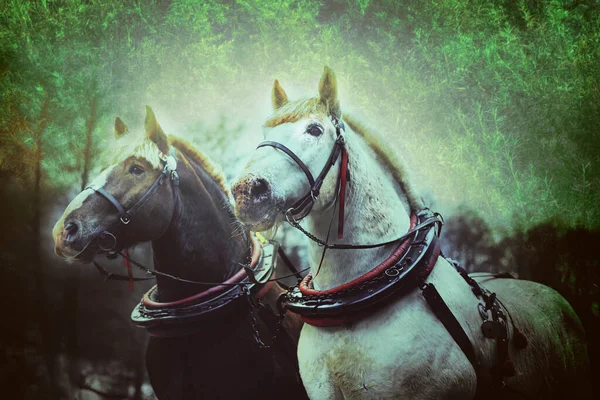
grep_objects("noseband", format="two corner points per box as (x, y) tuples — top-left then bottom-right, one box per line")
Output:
(85, 147), (180, 251)
(257, 116), (349, 238)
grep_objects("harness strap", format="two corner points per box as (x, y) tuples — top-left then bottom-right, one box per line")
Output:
(337, 147), (349, 239)
(126, 170), (167, 216)
(258, 116), (346, 222)
(258, 141), (315, 186)
(90, 186), (131, 223)
(421, 283), (481, 383)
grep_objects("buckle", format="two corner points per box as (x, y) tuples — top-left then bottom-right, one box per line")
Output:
(310, 189), (319, 202)
(285, 208), (298, 224)
(120, 215), (131, 224)
(170, 170), (180, 186)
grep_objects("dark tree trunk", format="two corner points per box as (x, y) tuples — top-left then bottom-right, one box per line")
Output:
(63, 93), (97, 392)
(30, 98), (60, 398)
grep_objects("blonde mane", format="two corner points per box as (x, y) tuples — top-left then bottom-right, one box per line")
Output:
(342, 113), (424, 211)
(168, 136), (230, 197)
(263, 97), (423, 211)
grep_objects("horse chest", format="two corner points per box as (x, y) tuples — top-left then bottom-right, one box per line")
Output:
(297, 291), (476, 400)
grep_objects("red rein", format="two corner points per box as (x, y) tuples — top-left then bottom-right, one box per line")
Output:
(337, 147), (349, 239)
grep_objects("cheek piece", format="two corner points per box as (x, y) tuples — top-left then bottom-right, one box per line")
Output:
(257, 117), (349, 239)
(85, 147), (180, 253)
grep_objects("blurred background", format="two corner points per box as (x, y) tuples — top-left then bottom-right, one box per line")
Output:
(1, 0), (599, 398)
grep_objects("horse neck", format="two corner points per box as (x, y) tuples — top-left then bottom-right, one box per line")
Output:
(152, 151), (250, 302)
(306, 128), (412, 290)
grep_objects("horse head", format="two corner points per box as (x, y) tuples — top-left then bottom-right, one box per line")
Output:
(53, 106), (177, 263)
(232, 66), (344, 232)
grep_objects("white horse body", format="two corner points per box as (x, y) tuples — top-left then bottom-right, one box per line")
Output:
(298, 123), (589, 399)
(232, 67), (591, 399)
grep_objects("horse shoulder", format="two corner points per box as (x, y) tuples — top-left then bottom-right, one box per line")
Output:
(298, 288), (477, 399)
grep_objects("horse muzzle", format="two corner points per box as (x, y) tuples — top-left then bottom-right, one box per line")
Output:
(232, 175), (279, 231)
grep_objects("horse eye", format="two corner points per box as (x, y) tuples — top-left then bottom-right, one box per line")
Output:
(306, 124), (323, 137)
(129, 164), (144, 175)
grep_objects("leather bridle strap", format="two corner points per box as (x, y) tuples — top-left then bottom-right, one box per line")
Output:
(257, 117), (346, 223)
(92, 186), (129, 223)
(258, 141), (316, 187)
(86, 147), (179, 226)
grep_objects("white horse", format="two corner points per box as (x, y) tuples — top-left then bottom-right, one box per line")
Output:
(232, 67), (592, 399)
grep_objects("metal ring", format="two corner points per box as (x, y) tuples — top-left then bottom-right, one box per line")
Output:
(98, 231), (117, 251)
(285, 208), (297, 224)
(385, 268), (400, 277)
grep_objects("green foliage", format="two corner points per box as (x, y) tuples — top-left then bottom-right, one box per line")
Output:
(1, 0), (599, 231)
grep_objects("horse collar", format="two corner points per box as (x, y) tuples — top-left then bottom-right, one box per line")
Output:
(130, 236), (276, 338)
(282, 209), (443, 327)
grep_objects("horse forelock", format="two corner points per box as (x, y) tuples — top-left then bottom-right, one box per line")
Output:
(107, 135), (163, 170)
(264, 97), (329, 128)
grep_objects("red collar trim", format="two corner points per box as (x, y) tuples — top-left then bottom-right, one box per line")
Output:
(301, 238), (441, 327)
(300, 213), (417, 297)
(142, 235), (262, 309)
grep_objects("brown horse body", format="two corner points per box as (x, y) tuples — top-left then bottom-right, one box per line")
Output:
(53, 107), (306, 399)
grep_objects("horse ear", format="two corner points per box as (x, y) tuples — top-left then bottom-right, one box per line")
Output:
(318, 66), (340, 117)
(114, 117), (128, 138)
(144, 106), (169, 153)
(272, 79), (288, 110)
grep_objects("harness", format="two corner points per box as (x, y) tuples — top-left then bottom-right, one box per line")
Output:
(261, 114), (529, 397)
(86, 147), (299, 353)
(130, 236), (276, 338)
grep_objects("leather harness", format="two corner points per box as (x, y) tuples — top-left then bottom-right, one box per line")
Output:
(260, 115), (528, 396)
(131, 236), (277, 338)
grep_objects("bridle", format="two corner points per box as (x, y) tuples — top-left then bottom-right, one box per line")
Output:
(257, 115), (350, 239)
(256, 115), (442, 252)
(85, 147), (180, 253)
(88, 147), (305, 288)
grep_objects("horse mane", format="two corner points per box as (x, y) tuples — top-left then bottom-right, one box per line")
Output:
(263, 96), (424, 211)
(168, 136), (230, 197)
(342, 113), (424, 211)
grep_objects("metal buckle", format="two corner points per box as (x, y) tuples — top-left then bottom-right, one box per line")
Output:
(120, 215), (131, 225)
(170, 170), (180, 186)
(310, 189), (319, 202)
(285, 208), (298, 224)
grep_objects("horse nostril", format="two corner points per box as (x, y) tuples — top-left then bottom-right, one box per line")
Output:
(64, 221), (79, 242)
(250, 178), (270, 199)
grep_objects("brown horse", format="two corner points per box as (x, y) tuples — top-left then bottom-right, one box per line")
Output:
(53, 107), (306, 399)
